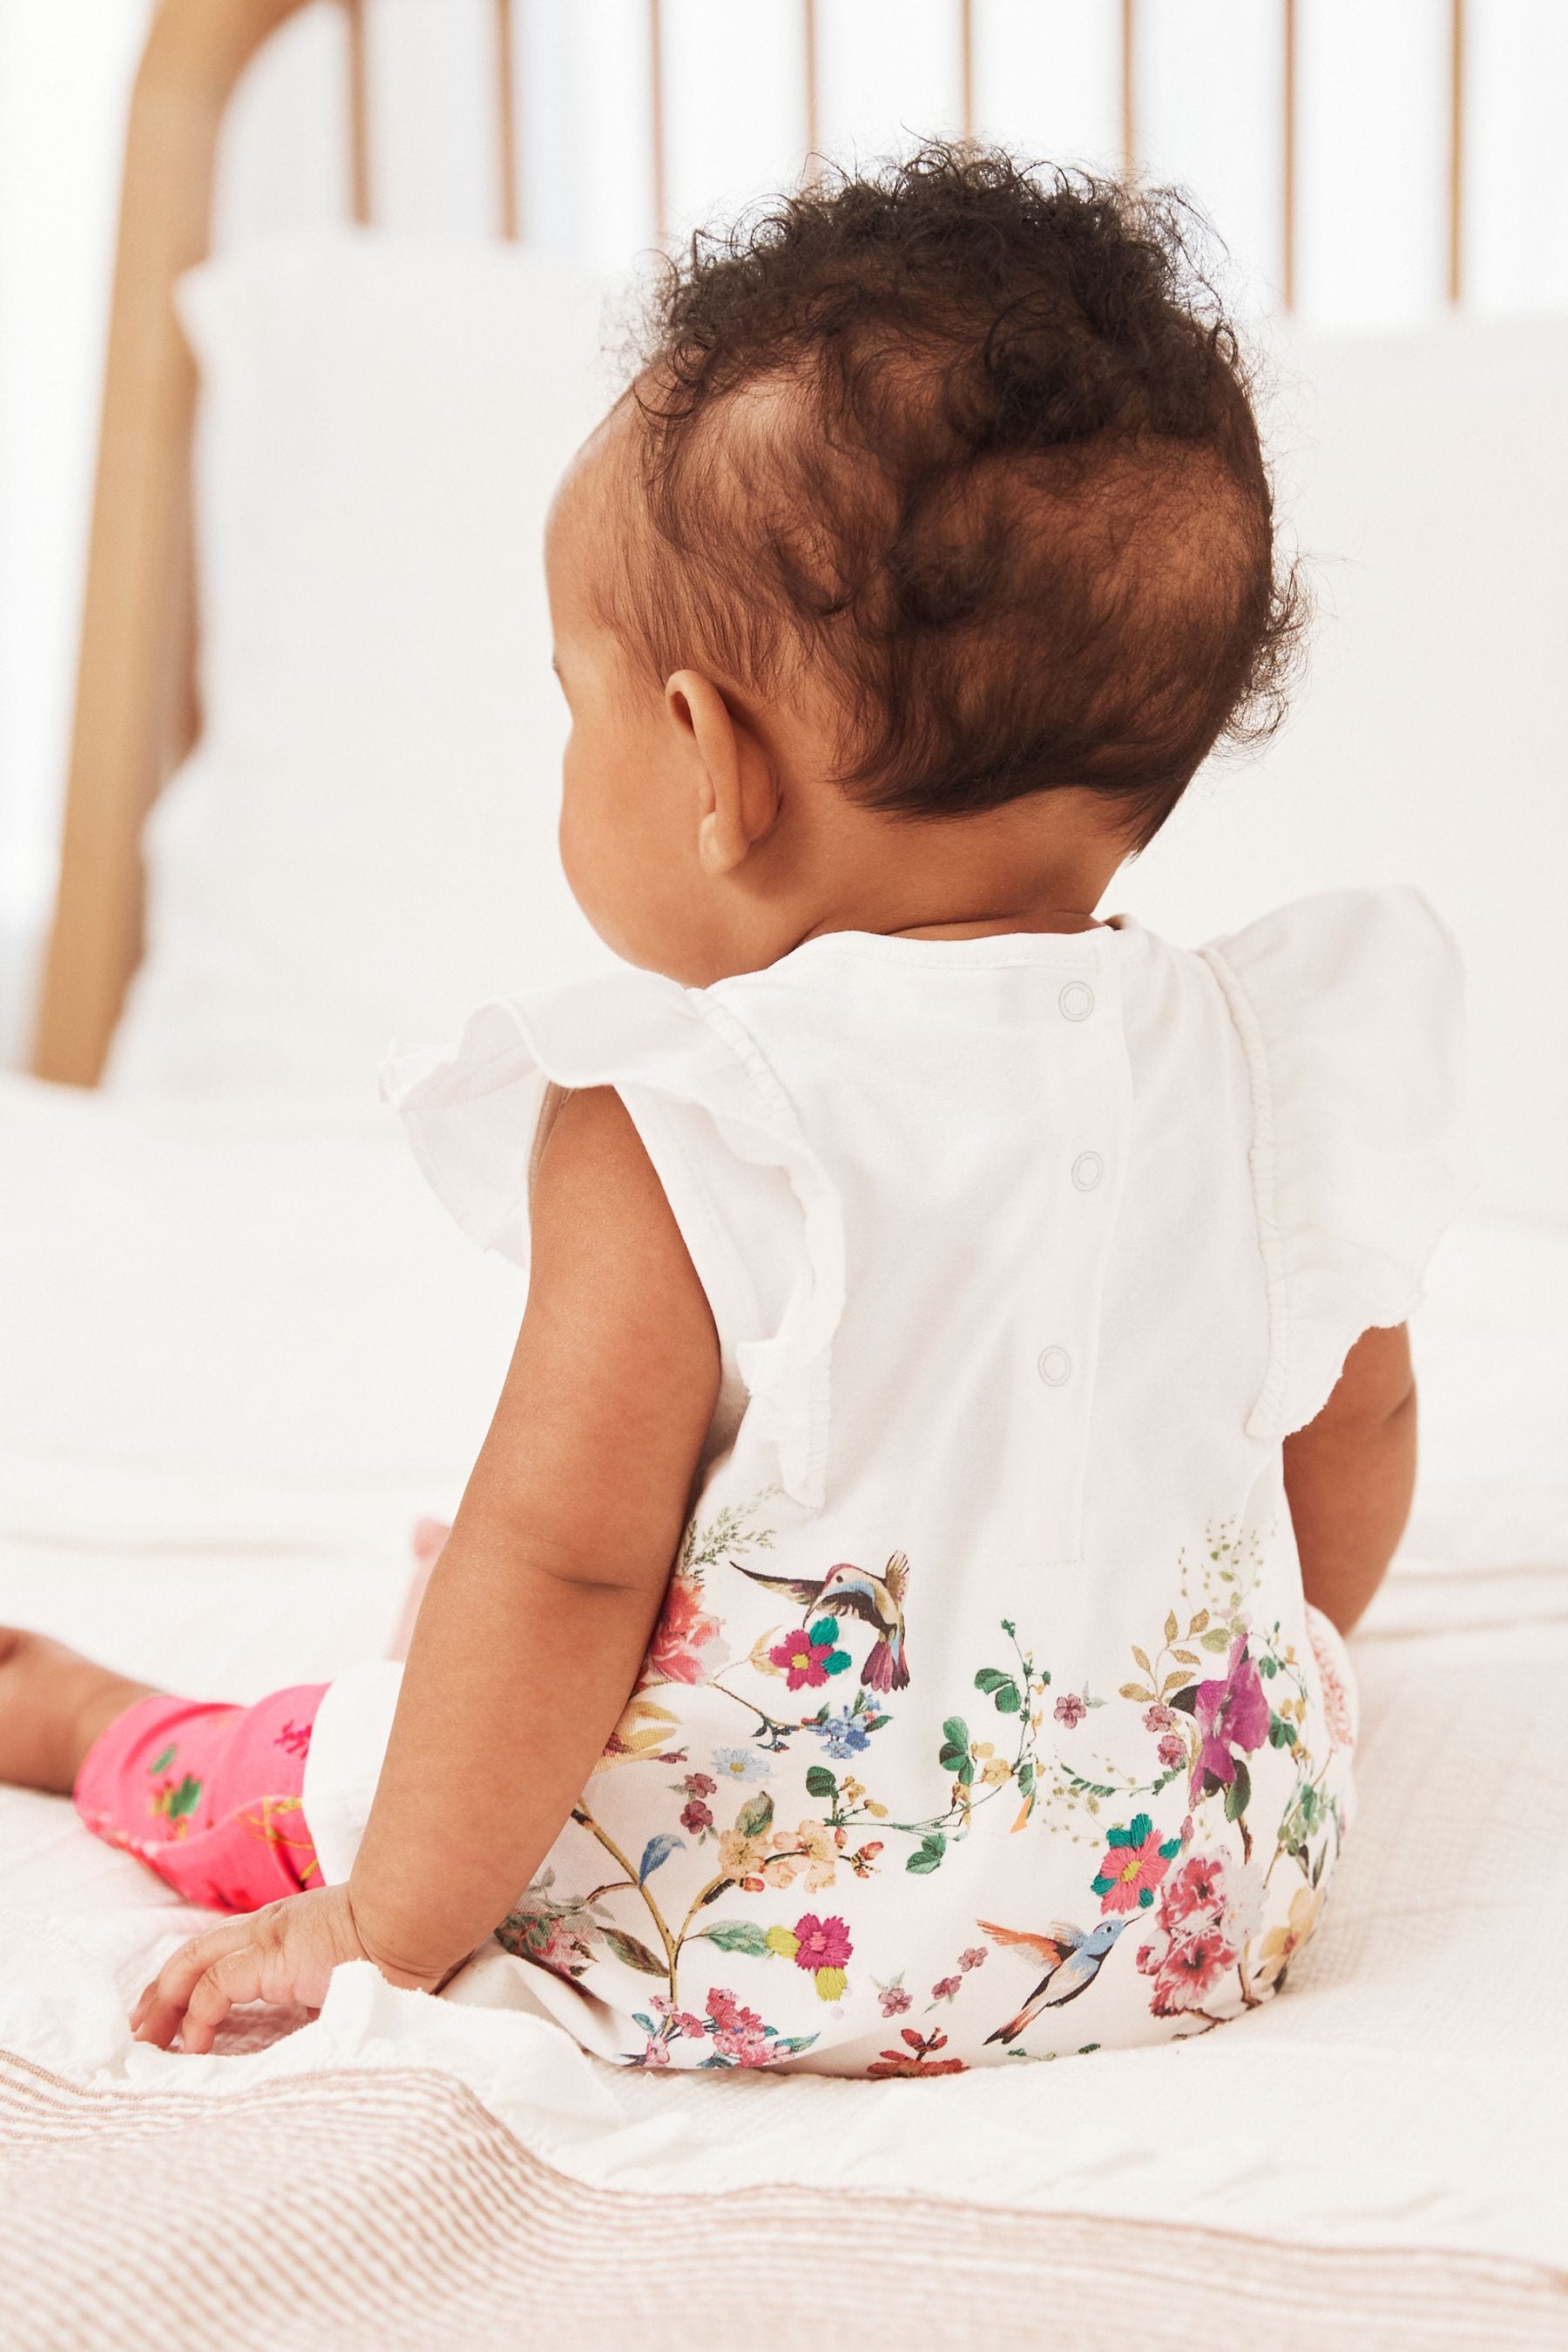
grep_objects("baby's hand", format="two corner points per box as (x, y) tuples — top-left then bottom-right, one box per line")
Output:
(130, 1883), (445, 2052)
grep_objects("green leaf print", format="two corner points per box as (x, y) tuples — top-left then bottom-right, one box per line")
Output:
(937, 1717), (970, 1773)
(804, 1765), (838, 1801)
(1200, 1626), (1233, 1653)
(699, 1920), (773, 1957)
(1281, 1782), (1325, 1859)
(148, 1745), (177, 1776)
(974, 1668), (1022, 1714)
(1267, 1713), (1298, 1748)
(601, 1930), (667, 1977)
(733, 1790), (774, 1841)
(166, 1775), (202, 1819)
(1223, 1758), (1252, 1822)
(906, 1831), (947, 1876)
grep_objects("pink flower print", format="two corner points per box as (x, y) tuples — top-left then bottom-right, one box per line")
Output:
(959, 1947), (987, 1972)
(767, 1912), (852, 2002)
(1157, 1851), (1227, 1934)
(931, 1976), (962, 2002)
(682, 1772), (717, 1798)
(1308, 1617), (1355, 1752)
(1157, 1734), (1186, 1769)
(1149, 1924), (1239, 2016)
(878, 1982), (912, 2017)
(1053, 1693), (1087, 1728)
(1134, 1940), (1160, 1977)
(706, 1988), (777, 2067)
(651, 1997), (706, 2038)
(639, 2035), (672, 2067)
(1144, 1703), (1176, 1734)
(1187, 1635), (1270, 1804)
(768, 1619), (853, 1692)
(791, 1914), (852, 1971)
(272, 1720), (311, 1760)
(648, 1574), (729, 1685)
(1091, 1813), (1182, 1916)
(679, 1799), (713, 1835)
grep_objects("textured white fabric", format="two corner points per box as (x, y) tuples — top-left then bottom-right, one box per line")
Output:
(7, 2050), (1564, 2352)
(106, 229), (614, 1099)
(0, 1058), (1561, 2283)
(348, 891), (1468, 2076)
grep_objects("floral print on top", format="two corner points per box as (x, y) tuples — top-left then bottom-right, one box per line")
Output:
(497, 1498), (1355, 2072)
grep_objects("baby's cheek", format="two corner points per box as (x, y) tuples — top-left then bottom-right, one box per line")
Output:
(558, 785), (643, 959)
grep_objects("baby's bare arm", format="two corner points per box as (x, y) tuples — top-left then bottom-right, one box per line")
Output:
(347, 1084), (720, 1989)
(1283, 1323), (1416, 1638)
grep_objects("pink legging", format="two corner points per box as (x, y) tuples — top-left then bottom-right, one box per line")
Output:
(74, 1684), (328, 1912)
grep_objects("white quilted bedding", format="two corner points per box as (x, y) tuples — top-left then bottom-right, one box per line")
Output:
(2, 1070), (1565, 2282)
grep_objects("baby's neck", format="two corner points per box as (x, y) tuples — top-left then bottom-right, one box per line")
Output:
(785, 793), (1131, 955)
(669, 779), (1135, 986)
(858, 906), (1107, 942)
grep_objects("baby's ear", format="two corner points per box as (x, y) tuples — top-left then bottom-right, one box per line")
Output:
(664, 670), (781, 876)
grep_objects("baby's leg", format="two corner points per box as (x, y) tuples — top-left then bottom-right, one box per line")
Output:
(0, 1628), (328, 1913)
(0, 1627), (159, 1795)
(73, 1680), (330, 1910)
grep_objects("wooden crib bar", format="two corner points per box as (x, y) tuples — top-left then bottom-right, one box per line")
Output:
(31, 0), (315, 1086)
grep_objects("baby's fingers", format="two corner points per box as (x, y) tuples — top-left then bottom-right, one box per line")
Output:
(172, 1944), (274, 2055)
(132, 1911), (278, 2050)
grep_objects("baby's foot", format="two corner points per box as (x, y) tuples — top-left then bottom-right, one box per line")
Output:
(0, 1628), (160, 1794)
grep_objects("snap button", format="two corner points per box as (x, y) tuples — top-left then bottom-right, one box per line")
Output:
(1037, 1345), (1072, 1387)
(1058, 981), (1094, 1022)
(1071, 1151), (1104, 1192)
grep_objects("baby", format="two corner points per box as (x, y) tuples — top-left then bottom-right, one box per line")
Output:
(0, 149), (1469, 2072)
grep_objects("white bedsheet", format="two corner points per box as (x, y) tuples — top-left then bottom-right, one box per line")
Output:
(2, 1071), (1565, 2273)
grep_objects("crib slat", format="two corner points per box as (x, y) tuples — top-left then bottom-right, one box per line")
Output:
(30, 0), (318, 1087)
(1120, 0), (1138, 178)
(959, 0), (974, 142)
(802, 0), (819, 178)
(495, 0), (520, 240)
(1281, 0), (1297, 311)
(1448, 0), (1465, 303)
(345, 0), (371, 225)
(649, 0), (667, 244)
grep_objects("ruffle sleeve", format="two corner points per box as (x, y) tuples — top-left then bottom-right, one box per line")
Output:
(1201, 887), (1477, 1443)
(379, 969), (843, 1510)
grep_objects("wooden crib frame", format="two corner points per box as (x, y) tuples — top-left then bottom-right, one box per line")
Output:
(28, 0), (1469, 1085)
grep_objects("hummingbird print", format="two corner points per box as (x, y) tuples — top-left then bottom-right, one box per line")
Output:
(977, 1915), (1125, 2044)
(733, 1551), (911, 1691)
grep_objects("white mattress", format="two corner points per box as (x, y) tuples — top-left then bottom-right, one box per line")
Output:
(2, 1070), (1565, 2274)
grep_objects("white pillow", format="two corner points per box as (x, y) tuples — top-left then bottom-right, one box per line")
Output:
(109, 228), (618, 1098)
(1116, 315), (1568, 1226)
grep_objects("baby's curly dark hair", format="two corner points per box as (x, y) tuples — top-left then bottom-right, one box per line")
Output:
(616, 143), (1303, 849)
